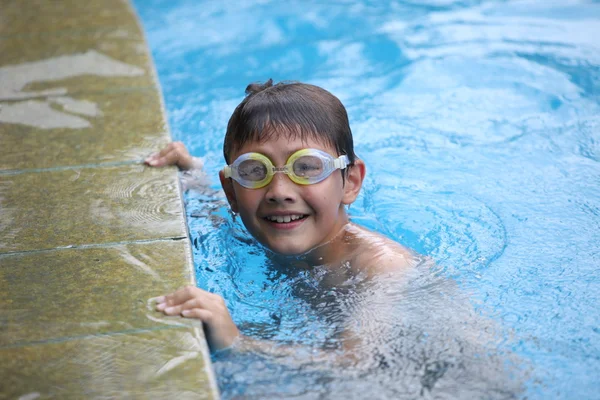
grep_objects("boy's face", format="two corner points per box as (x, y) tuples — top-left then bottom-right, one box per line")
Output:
(220, 135), (363, 256)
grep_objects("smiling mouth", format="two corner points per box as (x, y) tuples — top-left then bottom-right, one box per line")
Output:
(264, 214), (307, 224)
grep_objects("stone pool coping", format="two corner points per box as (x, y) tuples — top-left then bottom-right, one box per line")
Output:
(0, 0), (219, 397)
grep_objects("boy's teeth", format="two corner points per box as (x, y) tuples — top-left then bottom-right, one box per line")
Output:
(267, 215), (303, 223)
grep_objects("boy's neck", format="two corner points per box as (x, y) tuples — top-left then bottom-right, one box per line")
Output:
(268, 222), (355, 268)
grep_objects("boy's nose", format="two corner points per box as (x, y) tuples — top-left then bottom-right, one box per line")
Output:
(265, 172), (297, 204)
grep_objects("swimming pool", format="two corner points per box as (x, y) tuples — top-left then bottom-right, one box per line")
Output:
(134, 0), (600, 398)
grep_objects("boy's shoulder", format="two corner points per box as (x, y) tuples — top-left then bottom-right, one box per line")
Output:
(345, 224), (418, 275)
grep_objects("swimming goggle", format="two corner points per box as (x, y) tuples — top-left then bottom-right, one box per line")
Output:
(223, 148), (350, 189)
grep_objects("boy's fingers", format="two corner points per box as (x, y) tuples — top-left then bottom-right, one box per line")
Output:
(163, 297), (205, 315)
(150, 156), (170, 167)
(149, 151), (178, 167)
(165, 285), (206, 306)
(144, 152), (159, 161)
(155, 286), (220, 315)
(146, 144), (177, 165)
(159, 146), (175, 158)
(180, 297), (206, 310)
(163, 304), (184, 315)
(145, 142), (192, 169)
(163, 297), (207, 316)
(181, 308), (212, 321)
(162, 149), (183, 166)
(160, 149), (177, 158)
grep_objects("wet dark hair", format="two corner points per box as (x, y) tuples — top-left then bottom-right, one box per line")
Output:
(223, 79), (356, 167)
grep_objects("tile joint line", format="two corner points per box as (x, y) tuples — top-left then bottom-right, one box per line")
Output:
(1, 325), (190, 350)
(0, 159), (155, 175)
(0, 237), (188, 258)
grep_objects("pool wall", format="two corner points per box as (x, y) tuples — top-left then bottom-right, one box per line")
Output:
(0, 0), (218, 398)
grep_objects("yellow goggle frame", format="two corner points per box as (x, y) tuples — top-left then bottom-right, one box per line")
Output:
(223, 148), (350, 189)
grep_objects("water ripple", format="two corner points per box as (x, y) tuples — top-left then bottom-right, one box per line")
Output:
(101, 169), (180, 227)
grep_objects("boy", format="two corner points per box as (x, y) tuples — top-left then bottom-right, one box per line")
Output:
(146, 80), (418, 351)
(147, 80), (522, 397)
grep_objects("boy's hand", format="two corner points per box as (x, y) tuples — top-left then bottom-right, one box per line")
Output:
(145, 142), (195, 170)
(155, 285), (240, 351)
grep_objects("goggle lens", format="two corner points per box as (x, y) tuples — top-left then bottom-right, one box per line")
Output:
(238, 159), (268, 182)
(292, 155), (324, 178)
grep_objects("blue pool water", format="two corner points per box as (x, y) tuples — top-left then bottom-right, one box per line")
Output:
(134, 1), (600, 398)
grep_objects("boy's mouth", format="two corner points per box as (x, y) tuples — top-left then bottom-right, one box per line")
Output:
(264, 214), (307, 224)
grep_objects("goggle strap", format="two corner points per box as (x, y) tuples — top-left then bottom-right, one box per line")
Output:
(223, 166), (232, 178)
(333, 155), (349, 169)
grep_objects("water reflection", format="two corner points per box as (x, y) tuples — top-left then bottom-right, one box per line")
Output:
(0, 50), (144, 129)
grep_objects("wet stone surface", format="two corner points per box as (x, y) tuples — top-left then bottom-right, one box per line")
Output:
(0, 165), (185, 253)
(0, 0), (140, 36)
(0, 32), (153, 98)
(0, 27), (147, 70)
(0, 328), (214, 400)
(0, 240), (193, 346)
(0, 20), (168, 171)
(0, 88), (169, 170)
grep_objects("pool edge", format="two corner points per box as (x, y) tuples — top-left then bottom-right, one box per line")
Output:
(0, 0), (220, 397)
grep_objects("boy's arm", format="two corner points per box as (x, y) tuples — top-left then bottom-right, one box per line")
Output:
(155, 286), (329, 361)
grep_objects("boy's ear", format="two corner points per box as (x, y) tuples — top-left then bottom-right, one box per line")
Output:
(219, 170), (239, 213)
(342, 159), (366, 205)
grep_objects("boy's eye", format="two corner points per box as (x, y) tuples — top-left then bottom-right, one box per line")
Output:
(238, 160), (267, 181)
(293, 157), (323, 177)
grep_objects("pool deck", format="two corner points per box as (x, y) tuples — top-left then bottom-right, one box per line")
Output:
(0, 0), (218, 398)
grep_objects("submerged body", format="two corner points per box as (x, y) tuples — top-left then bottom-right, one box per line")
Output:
(202, 221), (523, 399)
(214, 258), (523, 400)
